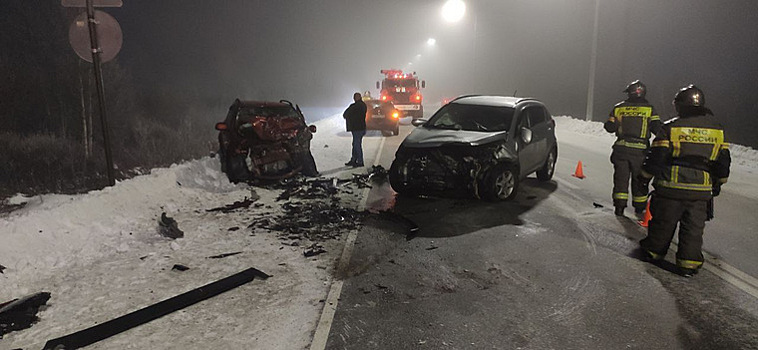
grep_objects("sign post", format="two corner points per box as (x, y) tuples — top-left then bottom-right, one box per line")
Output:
(63, 0), (122, 187)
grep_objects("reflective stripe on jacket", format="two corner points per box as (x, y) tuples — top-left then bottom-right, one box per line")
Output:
(642, 115), (731, 201)
(604, 100), (661, 150)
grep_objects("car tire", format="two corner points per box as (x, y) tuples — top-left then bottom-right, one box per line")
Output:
(482, 163), (519, 201)
(389, 159), (416, 196)
(226, 154), (252, 183)
(381, 130), (393, 137)
(393, 124), (400, 136)
(536, 146), (557, 182)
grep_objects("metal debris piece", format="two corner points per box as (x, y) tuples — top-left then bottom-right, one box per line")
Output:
(207, 251), (243, 259)
(228, 227), (240, 231)
(42, 268), (270, 350)
(426, 246), (439, 251)
(593, 202), (604, 208)
(0, 264), (5, 274)
(303, 243), (327, 257)
(158, 212), (184, 239)
(0, 292), (51, 338)
(171, 264), (190, 271)
(206, 197), (258, 213)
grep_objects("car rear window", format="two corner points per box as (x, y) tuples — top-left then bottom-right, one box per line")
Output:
(427, 103), (515, 132)
(239, 106), (300, 119)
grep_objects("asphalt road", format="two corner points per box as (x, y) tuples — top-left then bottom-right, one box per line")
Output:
(323, 120), (758, 349)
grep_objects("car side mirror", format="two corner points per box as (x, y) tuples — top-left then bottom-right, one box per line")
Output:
(520, 127), (533, 144)
(215, 122), (227, 131)
(308, 125), (317, 133)
(376, 81), (380, 89)
(411, 118), (427, 127)
(421, 80), (426, 89)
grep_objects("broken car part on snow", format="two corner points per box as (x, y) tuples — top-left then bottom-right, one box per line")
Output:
(42, 268), (270, 350)
(158, 212), (184, 239)
(0, 292), (51, 338)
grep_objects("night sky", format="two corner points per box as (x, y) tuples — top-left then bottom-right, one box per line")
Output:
(48, 0), (758, 146)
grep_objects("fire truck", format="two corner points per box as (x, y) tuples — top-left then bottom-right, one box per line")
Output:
(375, 69), (426, 119)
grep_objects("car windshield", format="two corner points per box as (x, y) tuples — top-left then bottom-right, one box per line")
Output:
(425, 103), (514, 132)
(239, 106), (300, 119)
(384, 79), (416, 88)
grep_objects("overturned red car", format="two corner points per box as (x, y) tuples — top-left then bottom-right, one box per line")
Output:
(215, 99), (318, 182)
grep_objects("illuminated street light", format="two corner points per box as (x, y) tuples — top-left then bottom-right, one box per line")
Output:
(427, 37), (436, 46)
(441, 0), (466, 23)
(416, 54), (422, 59)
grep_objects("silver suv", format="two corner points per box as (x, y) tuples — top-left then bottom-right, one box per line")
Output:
(389, 95), (558, 200)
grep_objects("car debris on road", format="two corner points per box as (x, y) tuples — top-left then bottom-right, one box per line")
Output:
(158, 212), (184, 239)
(0, 292), (51, 338)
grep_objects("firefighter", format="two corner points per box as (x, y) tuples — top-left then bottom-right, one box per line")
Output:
(604, 80), (662, 216)
(638, 85), (730, 277)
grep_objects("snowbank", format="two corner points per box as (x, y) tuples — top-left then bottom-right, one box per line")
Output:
(553, 116), (758, 170)
(0, 112), (373, 349)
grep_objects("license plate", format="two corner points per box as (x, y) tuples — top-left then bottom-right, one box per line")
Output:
(396, 104), (420, 111)
(372, 114), (385, 119)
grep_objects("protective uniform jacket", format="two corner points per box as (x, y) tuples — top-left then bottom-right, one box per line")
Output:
(604, 99), (661, 152)
(641, 114), (731, 201)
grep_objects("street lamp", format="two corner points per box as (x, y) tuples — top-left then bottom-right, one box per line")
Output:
(441, 0), (466, 23)
(427, 37), (436, 46)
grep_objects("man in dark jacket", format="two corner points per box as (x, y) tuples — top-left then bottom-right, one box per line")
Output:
(604, 80), (661, 216)
(343, 92), (367, 167)
(638, 84), (730, 277)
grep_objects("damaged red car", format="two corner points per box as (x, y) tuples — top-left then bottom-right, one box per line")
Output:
(215, 99), (318, 182)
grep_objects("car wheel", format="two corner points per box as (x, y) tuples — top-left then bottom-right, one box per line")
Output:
(536, 146), (557, 181)
(226, 154), (252, 183)
(389, 159), (416, 196)
(381, 129), (393, 137)
(393, 124), (400, 136)
(482, 163), (519, 201)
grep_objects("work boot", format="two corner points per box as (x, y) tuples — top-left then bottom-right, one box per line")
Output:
(634, 206), (645, 215)
(614, 206), (625, 216)
(345, 161), (355, 166)
(678, 267), (699, 278)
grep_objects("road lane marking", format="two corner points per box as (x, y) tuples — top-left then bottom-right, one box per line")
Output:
(310, 136), (386, 350)
(668, 241), (758, 298)
(555, 176), (758, 299)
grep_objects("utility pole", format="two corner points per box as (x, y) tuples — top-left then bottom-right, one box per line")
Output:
(586, 0), (600, 121)
(85, 0), (115, 186)
(64, 0), (122, 186)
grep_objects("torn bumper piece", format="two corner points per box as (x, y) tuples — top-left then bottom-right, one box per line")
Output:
(42, 268), (270, 350)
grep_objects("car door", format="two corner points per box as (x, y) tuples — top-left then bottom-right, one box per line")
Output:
(514, 107), (540, 177)
(525, 105), (549, 169)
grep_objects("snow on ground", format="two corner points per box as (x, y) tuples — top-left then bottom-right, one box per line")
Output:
(553, 115), (758, 170)
(0, 113), (376, 350)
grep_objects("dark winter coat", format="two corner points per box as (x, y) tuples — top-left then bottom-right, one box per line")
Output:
(343, 101), (367, 132)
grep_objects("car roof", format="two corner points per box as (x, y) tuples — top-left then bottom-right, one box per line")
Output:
(451, 95), (540, 108)
(234, 99), (291, 108)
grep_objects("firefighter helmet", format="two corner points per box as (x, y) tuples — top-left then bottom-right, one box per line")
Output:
(674, 84), (705, 108)
(623, 80), (646, 99)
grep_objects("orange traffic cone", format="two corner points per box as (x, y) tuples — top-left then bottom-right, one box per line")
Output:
(638, 200), (652, 227)
(572, 161), (586, 179)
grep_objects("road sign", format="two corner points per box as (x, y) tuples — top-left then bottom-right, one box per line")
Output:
(61, 0), (122, 7)
(68, 10), (122, 63)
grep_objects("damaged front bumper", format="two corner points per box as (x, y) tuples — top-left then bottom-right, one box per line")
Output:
(390, 142), (513, 197)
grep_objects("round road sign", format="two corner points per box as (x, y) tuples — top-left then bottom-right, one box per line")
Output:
(68, 10), (122, 63)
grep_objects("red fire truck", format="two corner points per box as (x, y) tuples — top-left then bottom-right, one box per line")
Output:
(375, 69), (426, 119)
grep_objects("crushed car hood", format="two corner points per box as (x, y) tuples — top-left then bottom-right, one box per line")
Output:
(401, 127), (508, 148)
